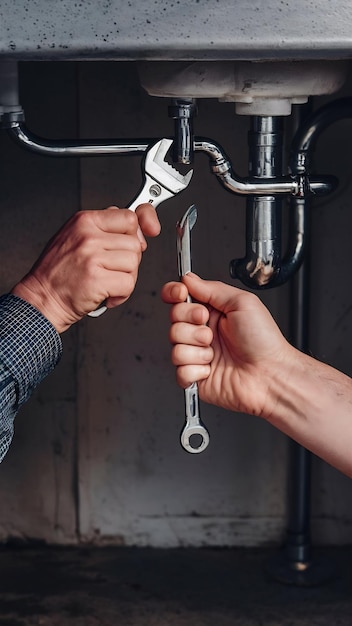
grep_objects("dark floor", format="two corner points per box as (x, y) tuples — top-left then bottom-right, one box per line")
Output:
(0, 545), (351, 625)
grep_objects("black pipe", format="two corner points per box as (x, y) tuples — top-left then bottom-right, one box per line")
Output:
(267, 104), (315, 585)
(285, 193), (312, 568)
(290, 97), (352, 176)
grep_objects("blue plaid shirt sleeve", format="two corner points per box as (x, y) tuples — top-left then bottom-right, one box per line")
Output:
(0, 293), (63, 463)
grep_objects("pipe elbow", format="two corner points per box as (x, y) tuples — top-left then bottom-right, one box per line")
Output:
(230, 254), (280, 289)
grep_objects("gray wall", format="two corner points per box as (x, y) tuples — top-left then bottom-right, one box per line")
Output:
(0, 61), (351, 547)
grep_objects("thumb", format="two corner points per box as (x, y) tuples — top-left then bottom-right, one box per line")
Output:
(182, 273), (250, 315)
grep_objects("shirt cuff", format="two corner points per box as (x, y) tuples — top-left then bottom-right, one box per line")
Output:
(0, 293), (63, 406)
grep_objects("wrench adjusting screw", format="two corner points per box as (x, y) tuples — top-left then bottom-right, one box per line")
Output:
(149, 183), (162, 198)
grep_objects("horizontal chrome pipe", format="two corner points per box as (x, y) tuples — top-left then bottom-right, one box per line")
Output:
(6, 122), (336, 198)
(7, 121), (150, 156)
(194, 138), (336, 197)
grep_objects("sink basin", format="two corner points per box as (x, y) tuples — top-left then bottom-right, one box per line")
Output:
(138, 60), (349, 115)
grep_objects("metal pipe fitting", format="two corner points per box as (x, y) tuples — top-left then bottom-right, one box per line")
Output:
(0, 60), (24, 125)
(168, 98), (197, 164)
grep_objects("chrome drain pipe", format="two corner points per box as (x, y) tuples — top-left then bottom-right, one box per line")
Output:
(6, 119), (150, 157)
(230, 116), (283, 287)
(6, 120), (336, 197)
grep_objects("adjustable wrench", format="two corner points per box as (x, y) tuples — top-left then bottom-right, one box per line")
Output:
(176, 204), (210, 454)
(89, 138), (193, 317)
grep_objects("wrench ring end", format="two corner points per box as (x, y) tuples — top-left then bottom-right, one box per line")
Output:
(180, 425), (210, 454)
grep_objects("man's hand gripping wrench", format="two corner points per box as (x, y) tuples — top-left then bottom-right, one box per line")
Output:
(177, 204), (210, 454)
(89, 138), (193, 317)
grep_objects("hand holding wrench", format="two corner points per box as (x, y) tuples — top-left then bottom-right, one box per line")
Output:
(89, 138), (193, 317)
(176, 204), (210, 454)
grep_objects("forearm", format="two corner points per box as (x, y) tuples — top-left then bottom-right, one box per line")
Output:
(265, 347), (352, 477)
(0, 294), (62, 462)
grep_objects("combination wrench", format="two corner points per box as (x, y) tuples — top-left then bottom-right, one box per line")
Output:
(176, 204), (210, 454)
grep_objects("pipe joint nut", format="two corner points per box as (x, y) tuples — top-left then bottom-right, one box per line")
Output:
(0, 109), (24, 128)
(168, 99), (197, 120)
(211, 159), (231, 176)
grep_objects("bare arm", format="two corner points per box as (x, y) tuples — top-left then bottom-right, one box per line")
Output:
(162, 273), (352, 477)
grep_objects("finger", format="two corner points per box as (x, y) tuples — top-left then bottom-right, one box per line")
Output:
(169, 321), (213, 347)
(92, 206), (146, 252)
(182, 272), (259, 315)
(161, 281), (189, 304)
(106, 293), (133, 308)
(91, 207), (140, 235)
(176, 364), (211, 389)
(93, 233), (142, 255)
(102, 270), (138, 304)
(136, 203), (161, 238)
(97, 249), (141, 272)
(172, 343), (214, 367)
(169, 301), (210, 325)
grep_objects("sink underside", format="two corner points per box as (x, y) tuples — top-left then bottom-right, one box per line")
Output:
(1, 0), (352, 61)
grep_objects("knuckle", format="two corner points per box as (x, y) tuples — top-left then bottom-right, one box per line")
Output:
(72, 210), (91, 231)
(240, 290), (259, 307)
(123, 273), (136, 296)
(123, 210), (138, 229)
(127, 249), (141, 268)
(196, 325), (212, 346)
(83, 257), (100, 282)
(171, 344), (184, 364)
(169, 321), (186, 345)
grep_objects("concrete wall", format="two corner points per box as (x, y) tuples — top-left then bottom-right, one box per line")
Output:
(0, 61), (351, 547)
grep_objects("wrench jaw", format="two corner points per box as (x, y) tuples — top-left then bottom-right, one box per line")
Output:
(150, 138), (193, 185)
(128, 138), (193, 212)
(146, 138), (193, 194)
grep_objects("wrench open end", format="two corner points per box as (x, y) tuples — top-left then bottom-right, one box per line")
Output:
(147, 138), (193, 193)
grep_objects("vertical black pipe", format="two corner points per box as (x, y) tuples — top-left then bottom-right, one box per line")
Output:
(285, 193), (312, 567)
(285, 103), (312, 568)
(268, 103), (334, 584)
(268, 103), (314, 584)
